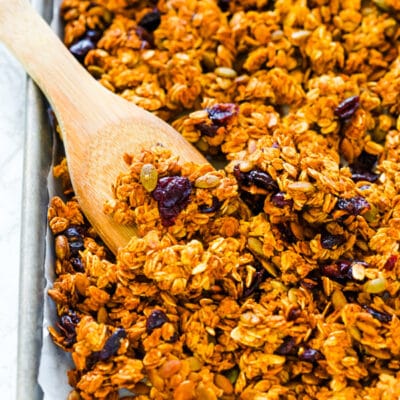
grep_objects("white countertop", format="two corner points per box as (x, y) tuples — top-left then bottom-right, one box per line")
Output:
(0, 44), (26, 399)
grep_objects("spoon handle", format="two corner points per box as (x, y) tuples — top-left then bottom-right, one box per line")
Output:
(0, 0), (103, 120)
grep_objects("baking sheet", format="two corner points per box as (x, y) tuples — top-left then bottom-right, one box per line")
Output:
(17, 0), (71, 399)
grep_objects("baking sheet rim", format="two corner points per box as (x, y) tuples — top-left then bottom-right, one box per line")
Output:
(17, 1), (55, 399)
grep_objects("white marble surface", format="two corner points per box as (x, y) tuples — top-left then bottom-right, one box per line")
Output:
(0, 44), (26, 399)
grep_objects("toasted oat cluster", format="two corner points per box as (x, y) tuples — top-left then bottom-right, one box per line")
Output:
(48, 0), (400, 399)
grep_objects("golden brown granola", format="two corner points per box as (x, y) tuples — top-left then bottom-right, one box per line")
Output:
(47, 0), (400, 398)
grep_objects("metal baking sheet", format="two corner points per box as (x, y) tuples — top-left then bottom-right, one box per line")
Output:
(17, 1), (55, 399)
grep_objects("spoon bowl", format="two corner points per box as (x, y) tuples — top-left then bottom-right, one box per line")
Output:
(0, 0), (209, 254)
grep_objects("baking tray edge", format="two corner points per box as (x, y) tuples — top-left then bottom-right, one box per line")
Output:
(17, 1), (54, 399)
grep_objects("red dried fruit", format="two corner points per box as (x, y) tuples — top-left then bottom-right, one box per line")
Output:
(233, 165), (277, 191)
(218, 0), (230, 12)
(299, 348), (323, 362)
(336, 196), (370, 215)
(198, 196), (221, 213)
(146, 309), (169, 333)
(363, 306), (392, 323)
(384, 255), (397, 271)
(334, 95), (360, 120)
(320, 232), (346, 249)
(57, 310), (80, 348)
(152, 176), (192, 226)
(98, 328), (127, 361)
(277, 223), (296, 244)
(207, 103), (238, 126)
(240, 192), (266, 215)
(320, 259), (367, 283)
(287, 307), (301, 321)
(276, 336), (296, 355)
(349, 151), (379, 183)
(195, 122), (220, 137)
(271, 192), (293, 208)
(70, 257), (84, 272)
(350, 169), (380, 183)
(138, 9), (161, 32)
(242, 268), (268, 298)
(69, 38), (95, 63)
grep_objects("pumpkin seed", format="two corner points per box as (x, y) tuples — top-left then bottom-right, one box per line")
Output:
(195, 174), (221, 189)
(215, 67), (237, 78)
(140, 163), (158, 192)
(363, 276), (387, 293)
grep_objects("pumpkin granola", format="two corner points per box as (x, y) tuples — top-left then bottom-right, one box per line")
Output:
(48, 0), (400, 399)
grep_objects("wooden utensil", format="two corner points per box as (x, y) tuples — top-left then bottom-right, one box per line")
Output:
(0, 0), (209, 254)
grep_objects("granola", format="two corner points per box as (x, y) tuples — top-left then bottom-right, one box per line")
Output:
(48, 0), (400, 399)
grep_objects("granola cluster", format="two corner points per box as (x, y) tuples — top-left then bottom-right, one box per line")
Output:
(48, 0), (400, 399)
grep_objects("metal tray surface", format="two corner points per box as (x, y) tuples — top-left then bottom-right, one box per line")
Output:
(17, 1), (54, 399)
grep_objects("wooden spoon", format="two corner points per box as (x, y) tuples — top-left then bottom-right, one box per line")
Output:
(0, 0), (209, 254)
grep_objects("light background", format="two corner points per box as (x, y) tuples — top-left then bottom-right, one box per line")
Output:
(0, 44), (26, 399)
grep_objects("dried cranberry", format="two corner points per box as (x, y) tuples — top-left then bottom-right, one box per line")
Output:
(69, 38), (95, 63)
(63, 225), (83, 240)
(320, 259), (367, 283)
(271, 192), (293, 208)
(350, 170), (380, 183)
(138, 9), (161, 32)
(349, 151), (379, 182)
(320, 232), (346, 249)
(277, 223), (296, 244)
(334, 95), (360, 120)
(384, 255), (397, 271)
(336, 196), (370, 216)
(166, 331), (180, 343)
(59, 313), (79, 336)
(344, 290), (359, 303)
(57, 310), (80, 347)
(276, 336), (296, 355)
(69, 239), (84, 256)
(240, 192), (266, 215)
(218, 0), (230, 12)
(352, 151), (378, 171)
(249, 170), (278, 190)
(233, 165), (247, 183)
(320, 259), (352, 281)
(299, 348), (323, 362)
(363, 306), (392, 323)
(70, 257), (84, 272)
(207, 103), (238, 126)
(85, 29), (102, 43)
(287, 307), (301, 321)
(300, 278), (319, 290)
(152, 176), (192, 226)
(199, 196), (221, 213)
(242, 268), (268, 298)
(234, 165), (277, 191)
(146, 309), (168, 333)
(98, 328), (126, 361)
(134, 26), (154, 49)
(195, 122), (220, 137)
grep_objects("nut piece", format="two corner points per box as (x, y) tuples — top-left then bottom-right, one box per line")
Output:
(363, 276), (387, 293)
(215, 67), (237, 78)
(174, 380), (196, 400)
(159, 359), (182, 378)
(194, 174), (221, 189)
(140, 163), (158, 192)
(55, 235), (70, 260)
(214, 373), (234, 394)
(247, 237), (264, 257)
